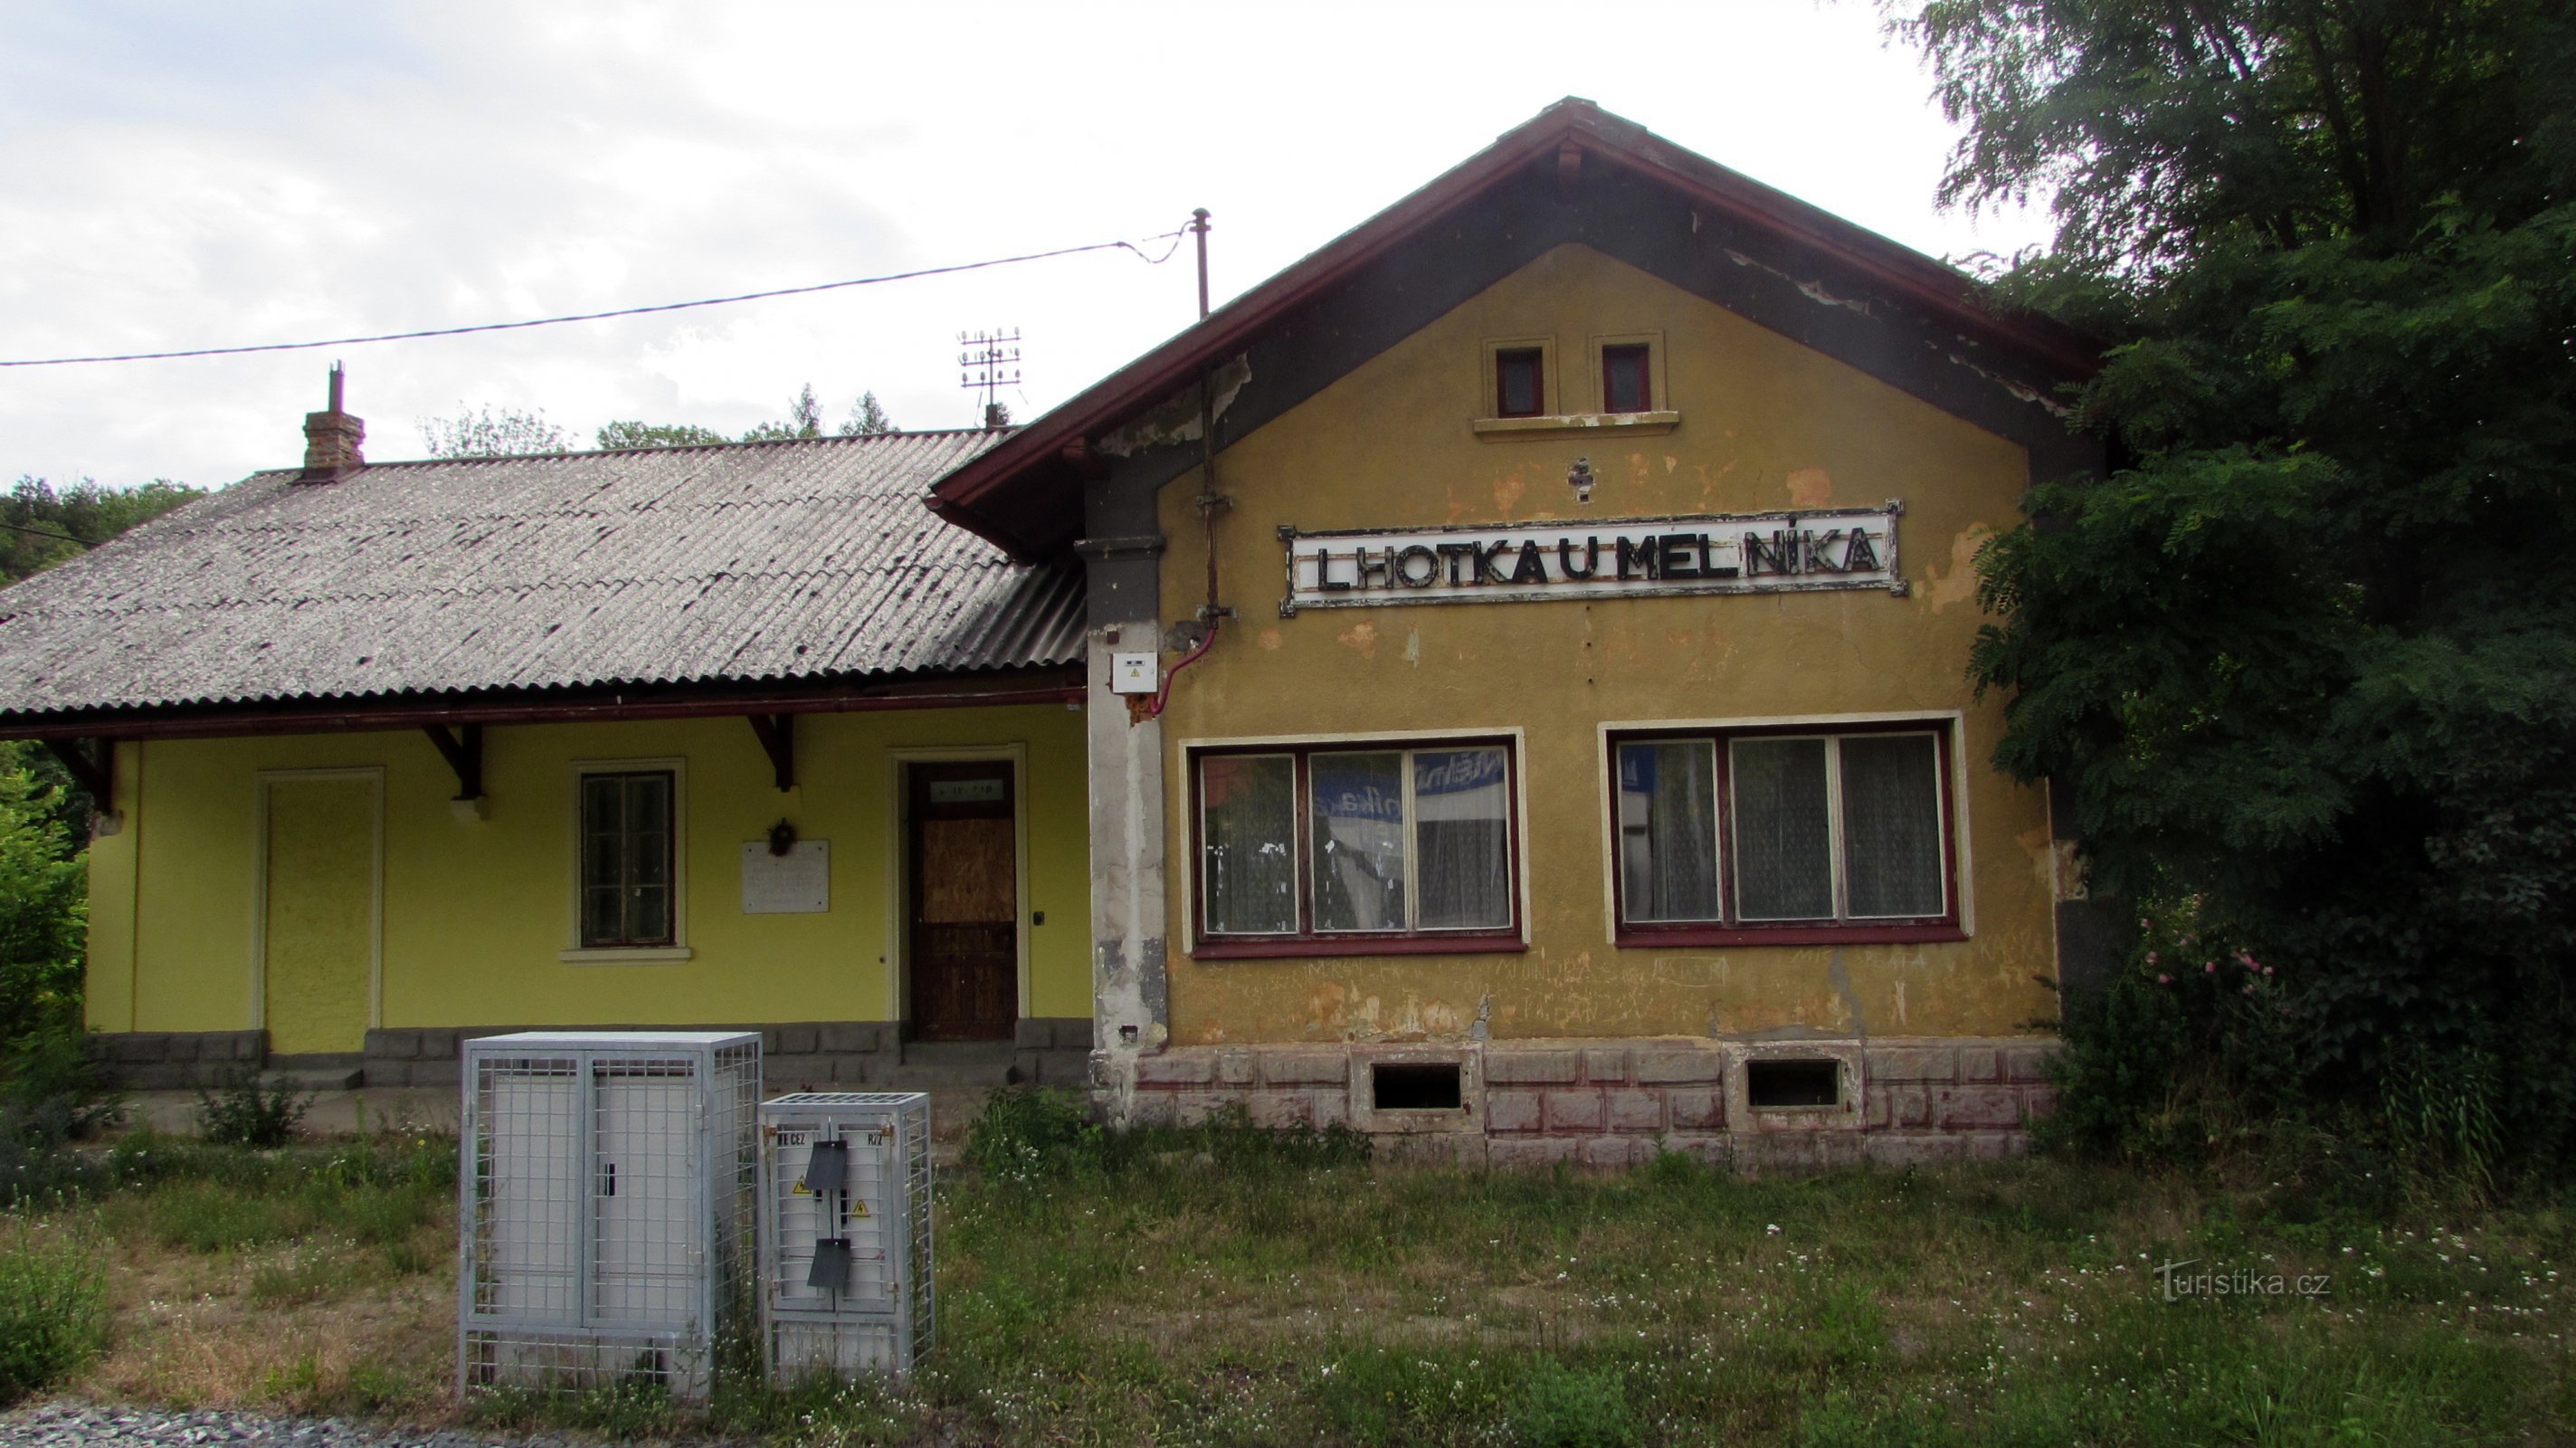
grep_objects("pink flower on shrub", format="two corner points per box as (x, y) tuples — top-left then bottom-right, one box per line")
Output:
(2146, 951), (2160, 964)
(2205, 961), (2217, 973)
(2156, 974), (2172, 985)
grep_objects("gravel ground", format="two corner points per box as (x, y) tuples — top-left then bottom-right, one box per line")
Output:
(0, 1402), (629, 1448)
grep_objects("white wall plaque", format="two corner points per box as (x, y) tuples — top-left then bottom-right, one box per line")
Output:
(1278, 505), (1905, 615)
(740, 840), (830, 914)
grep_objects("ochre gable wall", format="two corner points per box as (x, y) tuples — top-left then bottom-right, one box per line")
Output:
(1153, 242), (2058, 1045)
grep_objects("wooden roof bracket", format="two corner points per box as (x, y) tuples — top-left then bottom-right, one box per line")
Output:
(422, 723), (485, 802)
(42, 738), (116, 831)
(748, 713), (794, 792)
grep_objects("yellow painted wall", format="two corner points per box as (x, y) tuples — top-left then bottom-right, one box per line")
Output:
(1155, 242), (2058, 1045)
(89, 704), (1091, 1034)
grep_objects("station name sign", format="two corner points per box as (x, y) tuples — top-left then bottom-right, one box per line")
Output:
(1278, 504), (1905, 615)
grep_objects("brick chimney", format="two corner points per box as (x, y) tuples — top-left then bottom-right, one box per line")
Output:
(299, 363), (365, 483)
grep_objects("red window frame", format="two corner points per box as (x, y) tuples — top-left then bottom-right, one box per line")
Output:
(1607, 719), (1965, 948)
(1602, 343), (1652, 414)
(1494, 348), (1546, 419)
(1190, 738), (1527, 960)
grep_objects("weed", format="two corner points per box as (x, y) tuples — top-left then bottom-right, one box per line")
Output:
(0, 1220), (109, 1406)
(964, 1084), (1096, 1181)
(194, 1069), (311, 1148)
(143, 1180), (298, 1253)
(1514, 1358), (1636, 1448)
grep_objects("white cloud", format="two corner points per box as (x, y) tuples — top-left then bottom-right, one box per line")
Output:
(0, 0), (2049, 488)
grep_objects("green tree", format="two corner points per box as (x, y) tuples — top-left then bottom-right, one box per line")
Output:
(2, 477), (201, 586)
(1899, 1), (2576, 1164)
(740, 383), (826, 443)
(418, 405), (570, 458)
(840, 390), (896, 436)
(0, 764), (83, 1053)
(594, 420), (732, 451)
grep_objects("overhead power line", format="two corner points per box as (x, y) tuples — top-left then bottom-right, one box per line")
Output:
(0, 225), (1195, 368)
(0, 519), (90, 548)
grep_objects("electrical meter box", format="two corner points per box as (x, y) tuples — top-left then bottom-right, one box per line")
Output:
(458, 1032), (760, 1403)
(757, 1092), (935, 1381)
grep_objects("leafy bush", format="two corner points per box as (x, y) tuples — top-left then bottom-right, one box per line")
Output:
(195, 1068), (311, 1148)
(0, 1223), (109, 1405)
(964, 1085), (1096, 1181)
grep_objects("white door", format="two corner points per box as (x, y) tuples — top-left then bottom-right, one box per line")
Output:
(592, 1072), (702, 1327)
(482, 1068), (582, 1322)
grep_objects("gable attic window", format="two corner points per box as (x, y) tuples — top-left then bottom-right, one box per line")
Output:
(1602, 342), (1652, 414)
(1495, 348), (1545, 418)
(1473, 332), (1675, 439)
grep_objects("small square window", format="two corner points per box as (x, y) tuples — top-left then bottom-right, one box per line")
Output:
(1602, 343), (1652, 414)
(1495, 348), (1545, 418)
(579, 769), (676, 948)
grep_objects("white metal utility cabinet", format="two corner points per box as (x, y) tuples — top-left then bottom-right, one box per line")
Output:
(458, 1032), (761, 1403)
(757, 1092), (935, 1381)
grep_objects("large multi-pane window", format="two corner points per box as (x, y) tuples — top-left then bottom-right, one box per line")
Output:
(578, 769), (676, 948)
(1611, 724), (1957, 939)
(1195, 741), (1518, 952)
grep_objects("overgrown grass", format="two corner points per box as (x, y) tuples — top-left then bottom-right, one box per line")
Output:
(13, 1093), (2571, 1445)
(0, 1216), (109, 1406)
(461, 1091), (2571, 1446)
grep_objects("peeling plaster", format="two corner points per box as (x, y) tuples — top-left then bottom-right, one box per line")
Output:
(1828, 950), (1868, 1035)
(1724, 249), (1873, 315)
(1925, 524), (1995, 611)
(1096, 356), (1254, 456)
(1786, 467), (1834, 509)
(1944, 349), (2076, 418)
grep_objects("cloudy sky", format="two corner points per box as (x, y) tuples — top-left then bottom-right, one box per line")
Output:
(0, 1), (2051, 492)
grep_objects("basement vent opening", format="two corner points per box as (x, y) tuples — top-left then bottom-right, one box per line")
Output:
(1373, 1062), (1464, 1111)
(1747, 1059), (1841, 1109)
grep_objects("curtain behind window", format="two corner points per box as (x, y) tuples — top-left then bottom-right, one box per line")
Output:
(1312, 751), (1407, 930)
(1618, 741), (1719, 920)
(1732, 738), (1833, 920)
(1413, 748), (1510, 929)
(1839, 734), (1944, 917)
(1202, 755), (1298, 933)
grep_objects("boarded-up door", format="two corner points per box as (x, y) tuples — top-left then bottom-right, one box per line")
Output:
(907, 762), (1016, 1041)
(261, 774), (377, 1054)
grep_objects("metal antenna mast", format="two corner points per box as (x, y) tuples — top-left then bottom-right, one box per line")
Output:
(956, 329), (1021, 428)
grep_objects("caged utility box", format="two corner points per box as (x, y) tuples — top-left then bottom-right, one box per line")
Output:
(757, 1092), (935, 1381)
(458, 1032), (761, 1403)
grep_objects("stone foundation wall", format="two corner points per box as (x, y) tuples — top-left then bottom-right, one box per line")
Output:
(86, 1031), (267, 1091)
(89, 1019), (1096, 1093)
(1116, 1037), (2055, 1168)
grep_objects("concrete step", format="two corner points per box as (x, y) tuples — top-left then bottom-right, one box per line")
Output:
(878, 1041), (1017, 1090)
(261, 1054), (366, 1092)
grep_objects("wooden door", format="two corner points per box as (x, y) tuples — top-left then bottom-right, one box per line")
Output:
(906, 761), (1016, 1041)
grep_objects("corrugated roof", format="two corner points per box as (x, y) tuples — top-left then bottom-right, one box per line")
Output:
(0, 429), (1085, 722)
